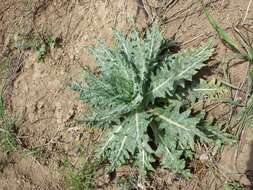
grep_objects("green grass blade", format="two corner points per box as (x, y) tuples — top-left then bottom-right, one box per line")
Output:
(233, 26), (253, 64)
(204, 8), (240, 52)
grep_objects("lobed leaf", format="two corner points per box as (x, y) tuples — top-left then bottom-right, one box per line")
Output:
(153, 127), (187, 174)
(97, 112), (154, 174)
(189, 78), (226, 102)
(150, 42), (214, 98)
(153, 105), (209, 149)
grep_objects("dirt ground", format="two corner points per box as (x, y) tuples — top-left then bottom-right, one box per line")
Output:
(0, 0), (253, 189)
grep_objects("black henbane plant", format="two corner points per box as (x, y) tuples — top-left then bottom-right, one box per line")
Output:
(73, 26), (230, 176)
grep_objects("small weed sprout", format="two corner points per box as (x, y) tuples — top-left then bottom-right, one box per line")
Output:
(0, 93), (18, 155)
(63, 158), (100, 190)
(224, 180), (244, 190)
(14, 32), (59, 61)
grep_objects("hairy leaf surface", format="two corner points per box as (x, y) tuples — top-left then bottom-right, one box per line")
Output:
(189, 78), (226, 102)
(153, 105), (208, 149)
(150, 42), (214, 98)
(97, 112), (154, 174)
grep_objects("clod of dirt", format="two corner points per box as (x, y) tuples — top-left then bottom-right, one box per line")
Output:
(219, 127), (253, 187)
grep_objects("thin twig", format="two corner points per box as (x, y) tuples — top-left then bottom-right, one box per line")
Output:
(221, 80), (247, 93)
(243, 0), (252, 23)
(229, 63), (250, 123)
(181, 33), (211, 46)
(139, 0), (153, 22)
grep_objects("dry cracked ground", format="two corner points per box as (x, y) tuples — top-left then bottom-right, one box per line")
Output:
(0, 0), (253, 189)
